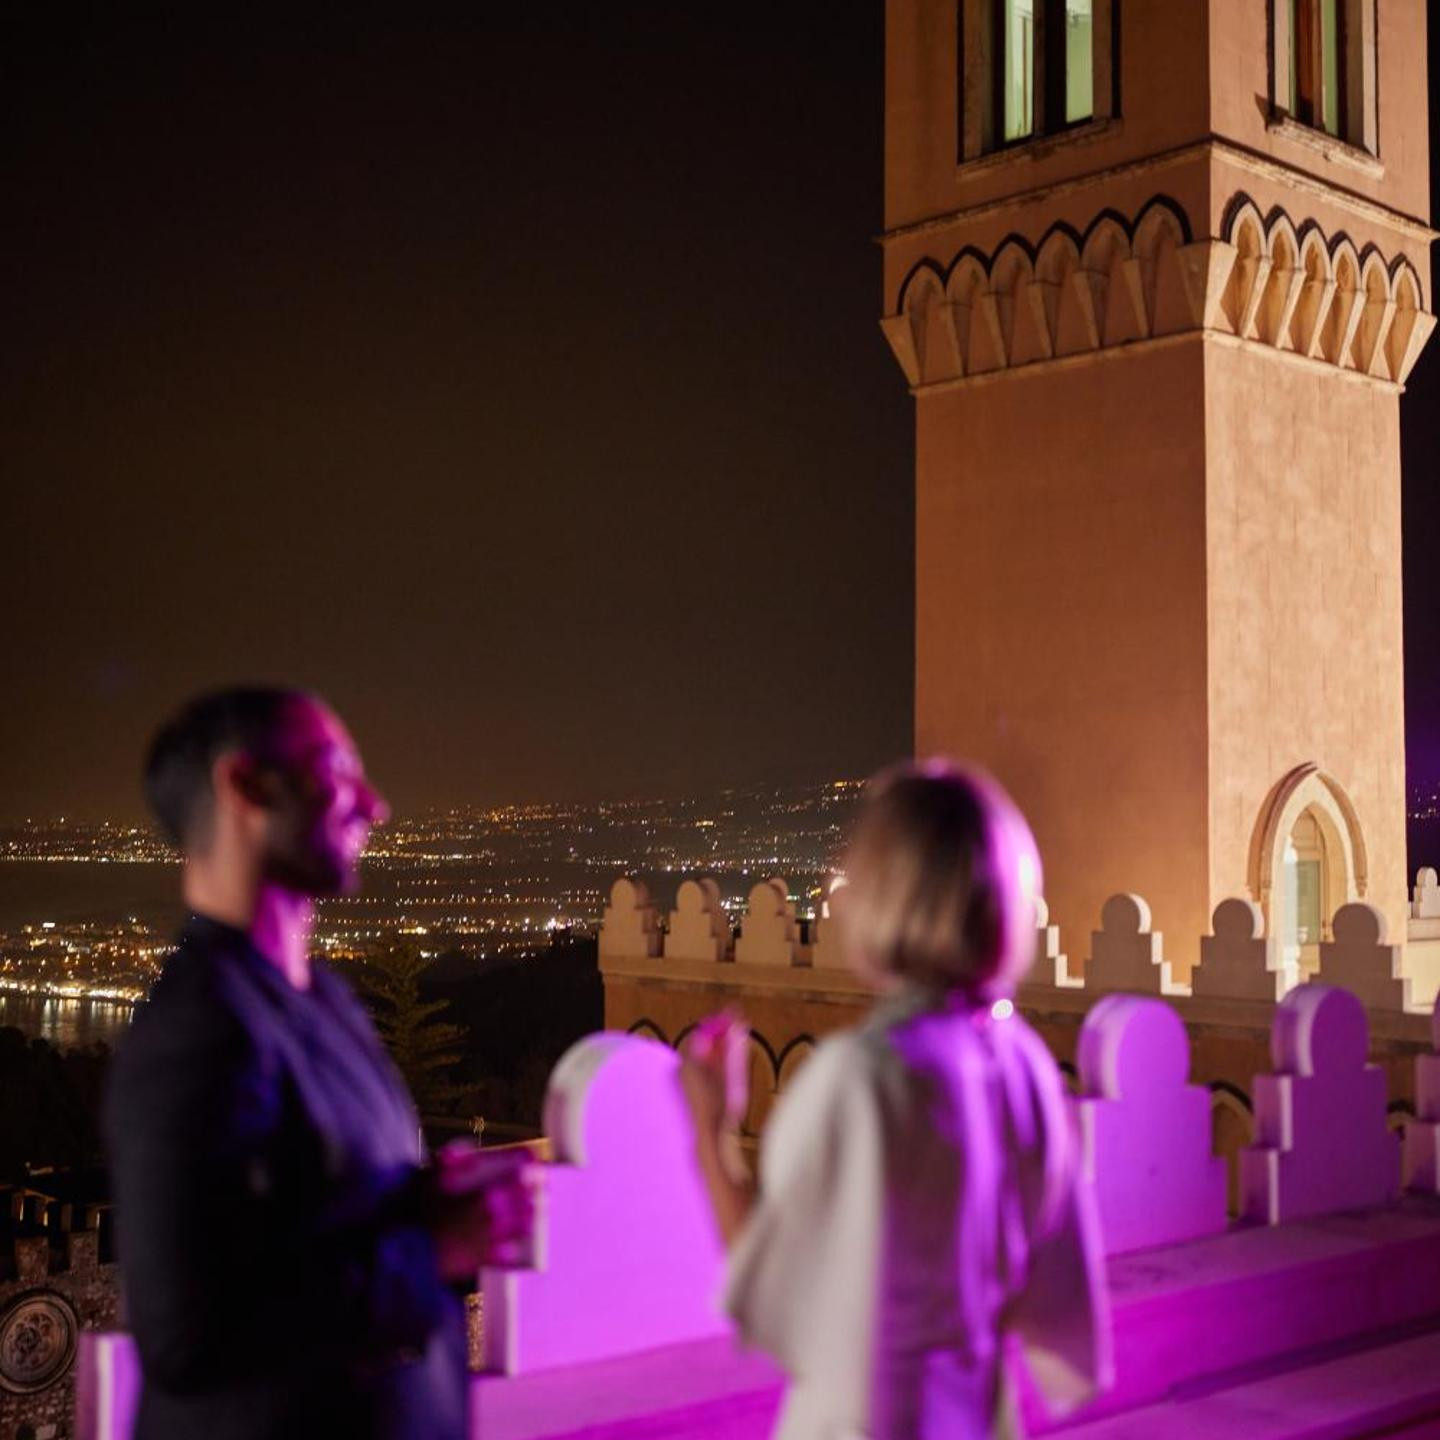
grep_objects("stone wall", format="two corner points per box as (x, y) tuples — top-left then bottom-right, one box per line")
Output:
(1, 1192), (119, 1440)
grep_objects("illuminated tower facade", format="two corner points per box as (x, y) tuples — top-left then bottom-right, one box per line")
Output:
(882, 1), (1434, 973)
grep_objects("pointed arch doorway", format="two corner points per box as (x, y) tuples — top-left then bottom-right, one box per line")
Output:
(1250, 764), (1369, 978)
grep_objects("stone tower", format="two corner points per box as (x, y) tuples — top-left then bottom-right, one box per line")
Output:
(882, 1), (1434, 975)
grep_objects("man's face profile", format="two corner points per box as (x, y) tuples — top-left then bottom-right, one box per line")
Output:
(252, 699), (388, 897)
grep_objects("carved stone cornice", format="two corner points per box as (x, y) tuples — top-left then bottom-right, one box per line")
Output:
(882, 194), (1435, 391)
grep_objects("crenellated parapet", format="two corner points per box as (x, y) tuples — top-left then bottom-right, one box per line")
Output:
(603, 873), (1440, 1019)
(1192, 898), (1297, 1004)
(1023, 895), (1079, 992)
(1019, 889), (1435, 1018)
(883, 193), (1435, 391)
(1242, 985), (1399, 1223)
(663, 879), (730, 964)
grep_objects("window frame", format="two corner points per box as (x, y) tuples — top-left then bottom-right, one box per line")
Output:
(959, 0), (1117, 164)
(1272, 0), (1377, 155)
(1292, 0), (1345, 137)
(992, 0), (1038, 147)
(1048, 0), (1099, 133)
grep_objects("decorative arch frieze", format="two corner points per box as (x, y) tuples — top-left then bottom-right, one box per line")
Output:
(739, 1029), (781, 1138)
(1386, 259), (1429, 381)
(1213, 195), (1433, 380)
(883, 195), (1204, 387)
(884, 192), (1434, 389)
(776, 1034), (816, 1093)
(1209, 1080), (1256, 1217)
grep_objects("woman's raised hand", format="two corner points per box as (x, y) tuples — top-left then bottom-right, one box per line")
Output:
(678, 1011), (756, 1243)
(678, 1009), (749, 1140)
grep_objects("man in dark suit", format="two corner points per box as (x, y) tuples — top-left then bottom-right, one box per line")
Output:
(104, 687), (532, 1440)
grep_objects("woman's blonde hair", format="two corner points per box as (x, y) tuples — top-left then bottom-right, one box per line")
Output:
(842, 759), (1040, 999)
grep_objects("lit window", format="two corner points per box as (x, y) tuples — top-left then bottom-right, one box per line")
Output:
(1065, 0), (1093, 125)
(1275, 0), (1377, 152)
(971, 0), (1105, 158)
(1000, 0), (1036, 142)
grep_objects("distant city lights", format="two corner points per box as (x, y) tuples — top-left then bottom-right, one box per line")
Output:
(0, 778), (866, 1009)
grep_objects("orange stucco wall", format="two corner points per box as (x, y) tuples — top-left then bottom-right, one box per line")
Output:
(912, 333), (1411, 971)
(602, 977), (868, 1053)
(1204, 341), (1409, 943)
(914, 340), (1212, 971)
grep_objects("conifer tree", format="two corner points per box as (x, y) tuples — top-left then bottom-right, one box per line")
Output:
(353, 945), (477, 1116)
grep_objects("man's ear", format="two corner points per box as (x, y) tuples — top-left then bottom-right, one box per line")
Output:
(213, 753), (272, 813)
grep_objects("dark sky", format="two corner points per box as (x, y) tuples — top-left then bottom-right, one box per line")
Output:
(2, 9), (1438, 823)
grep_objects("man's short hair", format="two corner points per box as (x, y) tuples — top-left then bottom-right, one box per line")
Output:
(143, 686), (310, 849)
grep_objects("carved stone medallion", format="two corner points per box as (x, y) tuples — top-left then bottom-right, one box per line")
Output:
(0, 1292), (78, 1394)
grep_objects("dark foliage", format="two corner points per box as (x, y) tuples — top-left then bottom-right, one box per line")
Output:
(0, 1028), (111, 1181)
(432, 935), (603, 1134)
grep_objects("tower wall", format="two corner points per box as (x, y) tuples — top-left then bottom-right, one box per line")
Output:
(915, 341), (1212, 972)
(1204, 341), (1408, 944)
(889, 0), (1433, 975)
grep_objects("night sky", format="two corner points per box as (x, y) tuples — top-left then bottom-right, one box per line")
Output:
(2, 9), (1438, 824)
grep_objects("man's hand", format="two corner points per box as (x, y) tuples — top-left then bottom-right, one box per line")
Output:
(423, 1143), (541, 1284)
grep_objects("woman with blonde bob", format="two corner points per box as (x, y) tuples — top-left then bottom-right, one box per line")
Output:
(680, 760), (1112, 1440)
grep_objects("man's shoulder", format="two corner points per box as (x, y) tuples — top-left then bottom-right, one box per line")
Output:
(106, 943), (267, 1135)
(122, 933), (276, 1067)
(143, 934), (247, 1017)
